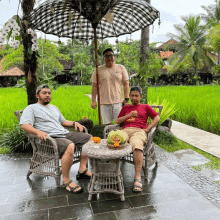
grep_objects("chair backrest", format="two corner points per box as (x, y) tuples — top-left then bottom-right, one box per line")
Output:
(14, 110), (23, 122)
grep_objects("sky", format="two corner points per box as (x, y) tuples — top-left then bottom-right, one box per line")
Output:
(0, 0), (216, 45)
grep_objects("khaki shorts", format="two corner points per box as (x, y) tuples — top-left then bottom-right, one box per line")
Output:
(101, 103), (122, 124)
(54, 131), (92, 158)
(120, 127), (147, 151)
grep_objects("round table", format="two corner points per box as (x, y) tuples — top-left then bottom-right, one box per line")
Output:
(82, 139), (132, 201)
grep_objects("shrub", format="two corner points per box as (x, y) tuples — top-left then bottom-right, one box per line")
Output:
(154, 130), (178, 146)
(90, 125), (106, 139)
(0, 125), (32, 153)
(77, 118), (94, 133)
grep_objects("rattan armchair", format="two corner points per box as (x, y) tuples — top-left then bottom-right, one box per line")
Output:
(14, 110), (88, 187)
(103, 105), (163, 180)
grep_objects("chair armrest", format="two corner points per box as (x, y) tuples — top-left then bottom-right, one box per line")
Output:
(63, 126), (88, 133)
(146, 126), (157, 147)
(103, 124), (121, 139)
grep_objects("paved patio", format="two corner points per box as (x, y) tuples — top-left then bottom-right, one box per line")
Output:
(1, 144), (220, 220)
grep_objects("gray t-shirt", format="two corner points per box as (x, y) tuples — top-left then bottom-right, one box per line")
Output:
(20, 103), (69, 137)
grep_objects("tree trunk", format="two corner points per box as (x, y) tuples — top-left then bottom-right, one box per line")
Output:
(21, 0), (38, 105)
(139, 0), (150, 104)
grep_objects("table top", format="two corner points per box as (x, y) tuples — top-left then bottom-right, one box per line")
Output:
(82, 139), (132, 159)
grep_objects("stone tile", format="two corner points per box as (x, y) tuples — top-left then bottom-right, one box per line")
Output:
(183, 209), (220, 220)
(0, 193), (9, 205)
(2, 210), (48, 220)
(142, 180), (175, 194)
(90, 212), (117, 220)
(128, 192), (170, 207)
(0, 202), (26, 217)
(114, 205), (159, 220)
(48, 203), (92, 220)
(90, 198), (133, 214)
(68, 193), (90, 205)
(152, 215), (187, 220)
(5, 188), (48, 204)
(163, 188), (203, 202)
(154, 198), (217, 218)
(200, 169), (220, 181)
(171, 149), (210, 166)
(25, 196), (68, 212)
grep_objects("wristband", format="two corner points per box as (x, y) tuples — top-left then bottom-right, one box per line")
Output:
(125, 98), (129, 101)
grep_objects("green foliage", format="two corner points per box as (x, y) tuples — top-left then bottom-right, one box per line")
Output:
(90, 125), (106, 139)
(0, 125), (31, 153)
(77, 118), (94, 133)
(149, 99), (178, 125)
(154, 130), (178, 150)
(168, 15), (214, 81)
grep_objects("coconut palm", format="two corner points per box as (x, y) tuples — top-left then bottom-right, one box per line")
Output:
(201, 0), (220, 28)
(168, 15), (214, 83)
(201, 1), (220, 64)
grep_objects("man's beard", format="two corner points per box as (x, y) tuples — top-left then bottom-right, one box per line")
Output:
(39, 97), (51, 105)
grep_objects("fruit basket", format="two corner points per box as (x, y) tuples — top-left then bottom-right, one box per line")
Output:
(107, 141), (127, 150)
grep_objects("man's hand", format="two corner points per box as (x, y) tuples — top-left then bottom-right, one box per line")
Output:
(91, 101), (97, 109)
(36, 130), (50, 141)
(128, 110), (138, 117)
(122, 99), (129, 105)
(75, 122), (85, 132)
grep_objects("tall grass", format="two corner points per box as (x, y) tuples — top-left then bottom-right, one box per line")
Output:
(148, 85), (220, 135)
(0, 85), (220, 135)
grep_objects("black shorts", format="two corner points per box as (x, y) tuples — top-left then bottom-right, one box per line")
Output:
(54, 131), (92, 158)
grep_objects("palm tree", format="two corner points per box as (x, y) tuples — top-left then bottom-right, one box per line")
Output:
(201, 0), (220, 28)
(201, 1), (220, 64)
(168, 15), (214, 84)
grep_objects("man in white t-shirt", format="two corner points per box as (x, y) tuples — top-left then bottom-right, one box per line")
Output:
(90, 48), (130, 125)
(20, 84), (93, 194)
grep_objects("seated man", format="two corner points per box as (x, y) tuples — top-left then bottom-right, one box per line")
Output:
(116, 86), (160, 192)
(20, 84), (93, 194)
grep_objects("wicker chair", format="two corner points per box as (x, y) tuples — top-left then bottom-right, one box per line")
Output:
(14, 110), (88, 187)
(103, 105), (163, 180)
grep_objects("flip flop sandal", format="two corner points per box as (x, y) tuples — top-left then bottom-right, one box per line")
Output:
(62, 180), (83, 194)
(76, 168), (91, 180)
(133, 178), (142, 193)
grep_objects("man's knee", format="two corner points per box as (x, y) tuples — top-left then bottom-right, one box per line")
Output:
(66, 143), (75, 155)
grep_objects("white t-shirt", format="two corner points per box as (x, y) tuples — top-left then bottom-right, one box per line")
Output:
(20, 103), (69, 137)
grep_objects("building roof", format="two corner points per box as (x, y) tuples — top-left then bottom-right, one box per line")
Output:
(156, 38), (178, 51)
(59, 59), (74, 70)
(160, 51), (174, 59)
(0, 58), (25, 77)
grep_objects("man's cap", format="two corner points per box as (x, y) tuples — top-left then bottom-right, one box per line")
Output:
(36, 84), (51, 94)
(103, 48), (114, 56)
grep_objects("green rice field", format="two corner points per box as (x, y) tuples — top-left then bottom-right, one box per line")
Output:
(0, 85), (220, 135)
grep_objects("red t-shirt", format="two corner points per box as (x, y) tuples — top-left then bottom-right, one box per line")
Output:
(118, 104), (158, 129)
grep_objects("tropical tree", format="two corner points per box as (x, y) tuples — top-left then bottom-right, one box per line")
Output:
(201, 0), (220, 28)
(70, 53), (91, 85)
(168, 15), (214, 84)
(201, 0), (220, 64)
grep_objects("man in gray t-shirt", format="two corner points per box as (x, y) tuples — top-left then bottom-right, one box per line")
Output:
(20, 84), (93, 194)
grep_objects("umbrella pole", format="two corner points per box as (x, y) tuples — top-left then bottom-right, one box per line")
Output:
(93, 24), (102, 125)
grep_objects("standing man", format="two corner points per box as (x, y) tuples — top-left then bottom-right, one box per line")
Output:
(116, 86), (160, 192)
(20, 84), (93, 194)
(91, 48), (129, 125)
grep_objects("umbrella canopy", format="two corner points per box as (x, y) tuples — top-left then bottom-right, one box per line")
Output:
(26, 0), (159, 39)
(26, 0), (160, 125)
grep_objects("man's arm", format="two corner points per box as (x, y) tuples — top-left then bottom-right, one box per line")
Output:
(143, 115), (160, 133)
(21, 124), (49, 141)
(122, 80), (129, 105)
(116, 110), (138, 124)
(61, 120), (85, 132)
(91, 82), (97, 109)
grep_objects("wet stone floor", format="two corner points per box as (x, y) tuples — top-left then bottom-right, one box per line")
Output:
(0, 145), (220, 220)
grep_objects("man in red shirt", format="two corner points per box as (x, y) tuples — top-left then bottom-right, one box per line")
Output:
(117, 86), (160, 192)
